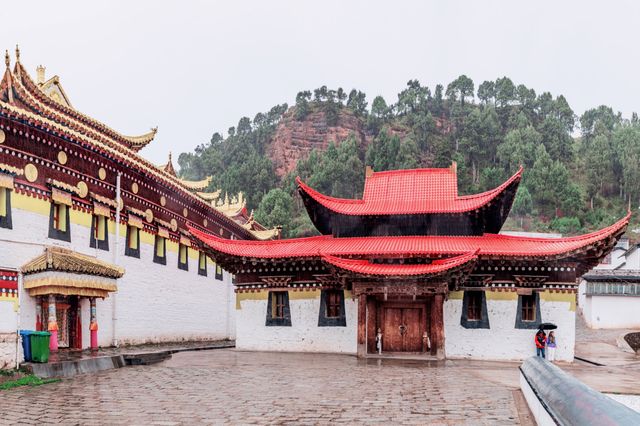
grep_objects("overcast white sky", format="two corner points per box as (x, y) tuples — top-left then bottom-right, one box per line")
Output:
(2, 1), (639, 164)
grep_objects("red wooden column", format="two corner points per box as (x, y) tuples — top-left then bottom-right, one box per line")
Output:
(357, 294), (367, 357)
(431, 293), (445, 359)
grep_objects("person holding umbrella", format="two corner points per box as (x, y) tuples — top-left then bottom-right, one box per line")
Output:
(535, 328), (546, 358)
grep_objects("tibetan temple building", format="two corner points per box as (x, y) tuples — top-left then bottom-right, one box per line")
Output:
(191, 165), (630, 361)
(0, 48), (278, 368)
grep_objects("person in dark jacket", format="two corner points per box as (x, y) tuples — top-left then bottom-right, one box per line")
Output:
(535, 329), (546, 358)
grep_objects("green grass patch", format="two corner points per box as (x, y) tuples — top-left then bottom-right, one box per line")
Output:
(0, 375), (60, 390)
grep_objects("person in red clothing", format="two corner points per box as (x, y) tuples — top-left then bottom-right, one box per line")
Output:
(535, 328), (546, 358)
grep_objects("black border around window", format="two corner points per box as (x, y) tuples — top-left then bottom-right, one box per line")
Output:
(266, 291), (291, 327)
(0, 188), (12, 229)
(215, 263), (223, 281)
(318, 289), (347, 327)
(153, 235), (166, 265)
(89, 215), (110, 251)
(125, 225), (140, 258)
(178, 244), (189, 271)
(48, 202), (71, 242)
(515, 292), (542, 329)
(461, 290), (490, 329)
(198, 252), (207, 276)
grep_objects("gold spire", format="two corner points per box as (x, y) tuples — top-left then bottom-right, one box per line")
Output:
(4, 50), (9, 68)
(15, 44), (20, 62)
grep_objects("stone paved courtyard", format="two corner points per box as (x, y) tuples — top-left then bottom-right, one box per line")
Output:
(0, 349), (531, 425)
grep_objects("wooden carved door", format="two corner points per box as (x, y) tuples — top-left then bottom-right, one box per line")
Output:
(402, 308), (423, 352)
(381, 303), (425, 352)
(382, 308), (404, 352)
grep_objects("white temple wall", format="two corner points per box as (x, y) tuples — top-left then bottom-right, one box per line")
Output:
(444, 291), (576, 362)
(0, 193), (235, 364)
(235, 290), (357, 354)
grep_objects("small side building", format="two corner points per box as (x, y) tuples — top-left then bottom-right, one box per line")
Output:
(579, 239), (640, 329)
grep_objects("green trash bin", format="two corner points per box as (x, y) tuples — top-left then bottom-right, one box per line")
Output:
(30, 331), (51, 363)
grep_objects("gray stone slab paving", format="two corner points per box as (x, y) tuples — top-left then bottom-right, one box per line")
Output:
(1, 349), (528, 425)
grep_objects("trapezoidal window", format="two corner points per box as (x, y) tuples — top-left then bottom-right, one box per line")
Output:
(48, 201), (71, 242)
(178, 243), (189, 271)
(153, 235), (166, 265)
(266, 291), (291, 326)
(125, 224), (140, 258)
(460, 291), (489, 329)
(0, 187), (12, 229)
(515, 293), (542, 329)
(90, 215), (109, 251)
(318, 289), (346, 327)
(198, 252), (207, 276)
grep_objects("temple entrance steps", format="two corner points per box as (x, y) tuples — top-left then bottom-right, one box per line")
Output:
(363, 352), (439, 362)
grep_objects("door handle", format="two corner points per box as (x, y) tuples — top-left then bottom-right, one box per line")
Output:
(399, 324), (407, 336)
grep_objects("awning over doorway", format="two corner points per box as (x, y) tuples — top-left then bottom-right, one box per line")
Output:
(21, 247), (124, 298)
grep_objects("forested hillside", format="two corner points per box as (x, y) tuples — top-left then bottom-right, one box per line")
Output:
(178, 77), (639, 238)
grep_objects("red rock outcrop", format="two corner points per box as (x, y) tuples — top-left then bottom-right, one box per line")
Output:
(267, 108), (369, 178)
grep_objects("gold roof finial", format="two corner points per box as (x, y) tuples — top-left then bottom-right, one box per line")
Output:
(4, 50), (9, 68)
(168, 151), (172, 163)
(15, 44), (20, 62)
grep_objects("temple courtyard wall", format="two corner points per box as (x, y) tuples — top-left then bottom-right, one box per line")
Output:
(235, 290), (357, 354)
(234, 288), (577, 361)
(445, 290), (575, 361)
(0, 193), (235, 367)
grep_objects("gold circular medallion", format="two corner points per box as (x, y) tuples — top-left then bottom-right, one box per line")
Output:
(76, 181), (88, 198)
(145, 208), (154, 223)
(118, 198), (124, 211)
(57, 151), (67, 165)
(131, 182), (139, 194)
(160, 195), (166, 206)
(0, 129), (5, 144)
(203, 219), (208, 227)
(183, 208), (188, 217)
(98, 167), (106, 180)
(170, 218), (178, 232)
(24, 163), (38, 182)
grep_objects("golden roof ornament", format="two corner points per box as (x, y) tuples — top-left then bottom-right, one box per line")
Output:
(15, 44), (20, 62)
(5, 50), (9, 68)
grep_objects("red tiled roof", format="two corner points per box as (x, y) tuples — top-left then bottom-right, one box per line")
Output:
(296, 165), (522, 215)
(322, 252), (478, 277)
(189, 212), (630, 260)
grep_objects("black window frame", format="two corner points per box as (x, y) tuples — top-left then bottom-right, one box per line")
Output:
(0, 187), (12, 229)
(198, 252), (207, 276)
(318, 289), (346, 327)
(89, 214), (110, 251)
(215, 263), (223, 281)
(515, 292), (542, 329)
(124, 225), (140, 258)
(178, 243), (189, 271)
(153, 234), (167, 265)
(266, 291), (291, 326)
(460, 290), (490, 329)
(48, 201), (71, 242)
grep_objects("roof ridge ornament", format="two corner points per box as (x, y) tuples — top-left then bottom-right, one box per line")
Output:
(4, 50), (9, 68)
(15, 44), (20, 63)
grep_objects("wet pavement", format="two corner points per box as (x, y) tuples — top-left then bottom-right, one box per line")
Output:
(1, 349), (531, 425)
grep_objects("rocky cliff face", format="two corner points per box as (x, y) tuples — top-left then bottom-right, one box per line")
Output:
(267, 109), (369, 178)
